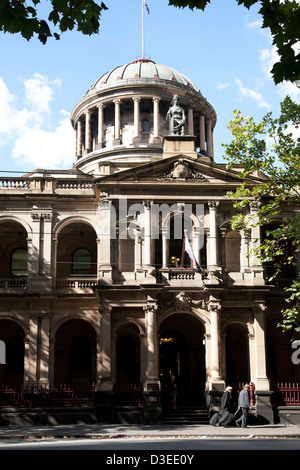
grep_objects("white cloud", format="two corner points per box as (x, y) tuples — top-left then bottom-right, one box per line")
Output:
(0, 74), (74, 169)
(247, 20), (262, 29)
(235, 78), (271, 108)
(217, 82), (231, 90)
(259, 45), (300, 101)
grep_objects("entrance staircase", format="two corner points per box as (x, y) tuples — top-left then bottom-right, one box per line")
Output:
(162, 406), (209, 425)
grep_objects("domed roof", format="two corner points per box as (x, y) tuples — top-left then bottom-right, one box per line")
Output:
(86, 59), (200, 95)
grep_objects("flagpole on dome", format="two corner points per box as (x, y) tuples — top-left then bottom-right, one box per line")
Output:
(142, 0), (150, 60)
(142, 0), (144, 59)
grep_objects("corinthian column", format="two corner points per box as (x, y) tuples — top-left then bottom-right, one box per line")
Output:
(208, 201), (219, 268)
(200, 114), (206, 153)
(99, 304), (113, 391)
(133, 96), (141, 138)
(208, 298), (224, 390)
(153, 97), (160, 138)
(144, 303), (159, 384)
(207, 119), (213, 158)
(77, 120), (82, 158)
(113, 99), (121, 144)
(97, 103), (105, 147)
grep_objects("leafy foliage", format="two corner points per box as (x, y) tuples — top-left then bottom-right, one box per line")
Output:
(169, 0), (300, 84)
(222, 96), (300, 336)
(0, 0), (108, 44)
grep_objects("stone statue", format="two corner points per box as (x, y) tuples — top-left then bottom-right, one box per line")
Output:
(166, 94), (186, 136)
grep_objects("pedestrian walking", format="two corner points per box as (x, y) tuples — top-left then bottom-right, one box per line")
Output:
(236, 383), (250, 428)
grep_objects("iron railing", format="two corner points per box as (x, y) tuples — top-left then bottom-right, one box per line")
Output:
(275, 382), (300, 406)
(0, 383), (95, 408)
(114, 383), (143, 407)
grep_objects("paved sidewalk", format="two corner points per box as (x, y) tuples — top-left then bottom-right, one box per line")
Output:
(0, 423), (299, 440)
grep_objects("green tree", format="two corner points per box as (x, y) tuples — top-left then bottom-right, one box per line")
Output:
(169, 0), (300, 84)
(0, 0), (108, 44)
(222, 96), (300, 336)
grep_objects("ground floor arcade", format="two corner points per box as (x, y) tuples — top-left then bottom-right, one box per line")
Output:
(0, 288), (299, 423)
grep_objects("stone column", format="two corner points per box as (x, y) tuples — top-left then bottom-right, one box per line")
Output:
(143, 201), (152, 268)
(77, 119), (82, 158)
(200, 114), (206, 153)
(28, 212), (42, 291)
(208, 201), (219, 268)
(208, 297), (224, 390)
(250, 203), (264, 284)
(162, 227), (169, 269)
(97, 200), (113, 283)
(97, 103), (105, 147)
(74, 126), (78, 162)
(42, 213), (52, 280)
(252, 302), (274, 423)
(133, 96), (141, 138)
(85, 109), (92, 152)
(39, 314), (50, 385)
(27, 316), (38, 383)
(144, 303), (159, 384)
(99, 304), (113, 391)
(188, 108), (194, 136)
(253, 303), (270, 390)
(207, 119), (213, 158)
(113, 99), (121, 144)
(153, 97), (160, 139)
(134, 229), (142, 271)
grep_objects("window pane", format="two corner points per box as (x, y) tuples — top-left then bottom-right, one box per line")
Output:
(72, 248), (92, 275)
(11, 248), (27, 276)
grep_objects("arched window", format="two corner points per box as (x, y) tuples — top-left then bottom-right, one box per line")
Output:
(11, 248), (27, 276)
(72, 248), (92, 275)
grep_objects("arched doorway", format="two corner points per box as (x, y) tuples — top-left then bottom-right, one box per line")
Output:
(54, 319), (96, 385)
(159, 313), (205, 408)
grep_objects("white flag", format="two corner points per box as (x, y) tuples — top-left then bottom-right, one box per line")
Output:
(184, 234), (202, 273)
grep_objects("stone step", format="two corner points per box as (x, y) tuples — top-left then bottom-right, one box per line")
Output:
(162, 407), (209, 425)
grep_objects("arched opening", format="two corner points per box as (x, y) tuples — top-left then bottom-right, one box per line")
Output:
(54, 319), (96, 385)
(56, 222), (97, 279)
(225, 323), (250, 385)
(159, 313), (205, 408)
(0, 320), (25, 386)
(0, 221), (28, 278)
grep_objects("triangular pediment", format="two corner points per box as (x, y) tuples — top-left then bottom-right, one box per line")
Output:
(95, 154), (265, 186)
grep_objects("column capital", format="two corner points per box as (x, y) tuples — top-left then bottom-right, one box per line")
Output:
(253, 302), (267, 313)
(132, 96), (141, 103)
(152, 96), (161, 103)
(208, 300), (222, 312)
(113, 98), (122, 105)
(99, 304), (112, 315)
(208, 201), (219, 209)
(143, 303), (158, 313)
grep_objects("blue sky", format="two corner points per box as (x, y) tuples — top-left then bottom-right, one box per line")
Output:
(0, 0), (299, 175)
